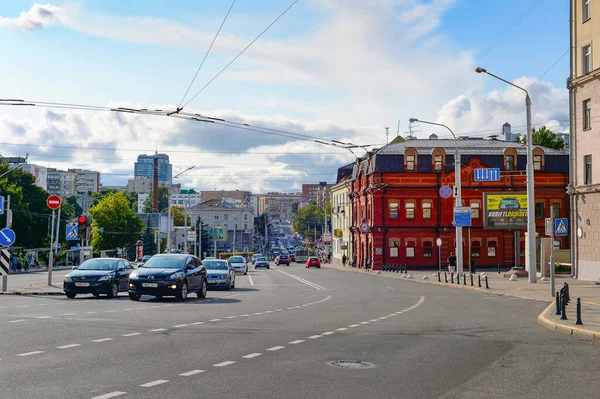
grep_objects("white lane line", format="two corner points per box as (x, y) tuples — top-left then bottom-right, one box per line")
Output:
(264, 310), (273, 313)
(348, 324), (360, 328)
(191, 322), (205, 325)
(179, 370), (205, 377)
(9, 319), (26, 323)
(105, 310), (117, 313)
(62, 313), (76, 316)
(57, 344), (81, 349)
(275, 309), (283, 312)
(15, 305), (28, 308)
(369, 319), (378, 322)
(150, 328), (167, 332)
(122, 308), (133, 311)
(286, 307), (294, 310)
(267, 346), (285, 351)
(275, 269), (326, 290)
(242, 353), (262, 359)
(359, 322), (370, 325)
(240, 314), (250, 317)
(336, 327), (348, 331)
(253, 312), (264, 315)
(308, 335), (322, 339)
(140, 380), (169, 387)
(209, 318), (221, 322)
(122, 333), (141, 337)
(214, 361), (236, 367)
(225, 316), (237, 319)
(92, 392), (127, 399)
(16, 351), (44, 357)
(248, 274), (254, 286)
(36, 304), (48, 306)
(289, 340), (305, 344)
(173, 324), (189, 328)
(92, 338), (114, 343)
(322, 331), (335, 335)
(37, 316), (52, 319)
(86, 311), (98, 314)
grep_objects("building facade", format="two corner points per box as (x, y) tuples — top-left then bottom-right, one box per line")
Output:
(570, 0), (600, 280)
(200, 190), (251, 205)
(20, 164), (48, 191)
(348, 139), (569, 270)
(258, 192), (301, 219)
(302, 183), (332, 204)
(134, 153), (172, 185)
(171, 190), (201, 208)
(330, 177), (352, 265)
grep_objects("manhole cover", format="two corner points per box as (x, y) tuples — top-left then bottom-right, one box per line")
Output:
(327, 360), (377, 369)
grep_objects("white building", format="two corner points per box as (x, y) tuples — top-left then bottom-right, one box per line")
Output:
(330, 177), (352, 265)
(20, 164), (48, 191)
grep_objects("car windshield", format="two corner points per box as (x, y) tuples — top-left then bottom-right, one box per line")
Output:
(309, 257), (319, 261)
(257, 257), (267, 261)
(229, 257), (245, 263)
(78, 259), (119, 271)
(141, 256), (185, 269)
(203, 261), (228, 270)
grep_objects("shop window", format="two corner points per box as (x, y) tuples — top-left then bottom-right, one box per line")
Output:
(389, 201), (399, 220)
(423, 241), (433, 258)
(406, 241), (416, 258)
(487, 240), (497, 257)
(470, 201), (480, 219)
(535, 202), (545, 219)
(533, 148), (544, 171)
(551, 203), (560, 219)
(471, 241), (481, 258)
(389, 239), (399, 257)
(405, 201), (415, 219)
(422, 201), (432, 219)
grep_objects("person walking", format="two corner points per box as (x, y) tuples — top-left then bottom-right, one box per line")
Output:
(447, 252), (457, 277)
(342, 253), (347, 266)
(352, 255), (357, 268)
(11, 253), (18, 273)
(17, 254), (23, 272)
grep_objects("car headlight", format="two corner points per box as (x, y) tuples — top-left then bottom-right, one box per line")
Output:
(168, 271), (185, 280)
(220, 274), (228, 279)
(64, 275), (73, 283)
(97, 275), (112, 282)
(129, 272), (138, 279)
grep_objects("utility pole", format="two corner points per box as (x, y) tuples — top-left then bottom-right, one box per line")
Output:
(54, 206), (61, 255)
(47, 210), (55, 286)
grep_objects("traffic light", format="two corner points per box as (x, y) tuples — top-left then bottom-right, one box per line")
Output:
(77, 215), (90, 239)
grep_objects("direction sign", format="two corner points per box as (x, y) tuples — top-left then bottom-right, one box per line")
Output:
(66, 225), (79, 241)
(47, 195), (61, 210)
(0, 249), (10, 275)
(474, 168), (500, 182)
(0, 195), (3, 215)
(0, 228), (16, 247)
(555, 218), (568, 237)
(439, 185), (452, 198)
(453, 207), (471, 227)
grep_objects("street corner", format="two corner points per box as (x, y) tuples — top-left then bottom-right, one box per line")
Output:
(1, 283), (65, 296)
(537, 301), (600, 341)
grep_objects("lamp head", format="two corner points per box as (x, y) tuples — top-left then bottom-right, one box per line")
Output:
(475, 67), (486, 73)
(409, 118), (418, 123)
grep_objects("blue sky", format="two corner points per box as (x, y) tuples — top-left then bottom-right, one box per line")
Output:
(0, 0), (569, 191)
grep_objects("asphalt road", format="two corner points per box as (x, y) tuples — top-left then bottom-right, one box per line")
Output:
(1, 262), (600, 399)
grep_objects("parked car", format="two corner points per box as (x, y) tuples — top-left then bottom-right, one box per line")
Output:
(128, 254), (207, 301)
(202, 259), (235, 290)
(228, 256), (248, 275)
(251, 254), (263, 265)
(254, 257), (270, 269)
(64, 258), (135, 299)
(306, 257), (321, 268)
(276, 255), (290, 266)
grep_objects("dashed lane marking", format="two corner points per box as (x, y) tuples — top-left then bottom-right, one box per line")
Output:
(359, 322), (370, 325)
(242, 353), (262, 359)
(140, 380), (169, 388)
(348, 324), (360, 328)
(9, 319), (26, 323)
(122, 333), (141, 337)
(16, 351), (44, 357)
(150, 328), (167, 332)
(37, 316), (52, 319)
(225, 316), (237, 319)
(248, 274), (254, 286)
(57, 344), (81, 349)
(209, 319), (221, 322)
(191, 322), (204, 325)
(91, 338), (113, 343)
(179, 370), (205, 377)
(62, 313), (76, 316)
(267, 346), (285, 351)
(91, 392), (127, 399)
(308, 335), (322, 339)
(289, 340), (305, 344)
(336, 327), (348, 331)
(213, 361), (236, 367)
(173, 324), (189, 328)
(322, 331), (335, 335)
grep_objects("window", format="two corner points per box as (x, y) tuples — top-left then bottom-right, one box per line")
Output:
(406, 241), (415, 258)
(551, 203), (561, 219)
(433, 155), (443, 171)
(389, 239), (399, 257)
(214, 215), (219, 220)
(584, 99), (592, 130)
(471, 241), (481, 258)
(224, 214), (229, 220)
(506, 155), (515, 171)
(487, 240), (497, 257)
(244, 224), (248, 230)
(423, 241), (433, 258)
(405, 201), (415, 219)
(389, 201), (399, 219)
(406, 155), (415, 171)
(422, 201), (432, 219)
(244, 214), (248, 220)
(583, 44), (592, 74)
(470, 201), (480, 219)
(535, 202), (545, 219)
(534, 155), (542, 170)
(583, 0), (591, 21)
(585, 155), (593, 185)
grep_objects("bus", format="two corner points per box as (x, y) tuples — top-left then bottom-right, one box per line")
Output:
(294, 247), (311, 263)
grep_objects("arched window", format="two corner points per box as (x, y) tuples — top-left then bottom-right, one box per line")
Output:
(504, 148), (517, 171)
(389, 238), (400, 257)
(487, 239), (497, 257)
(422, 201), (432, 219)
(423, 240), (433, 258)
(471, 239), (482, 258)
(404, 148), (418, 171)
(533, 147), (545, 171)
(389, 200), (399, 220)
(405, 239), (416, 258)
(432, 148), (445, 171)
(405, 201), (416, 219)
(470, 201), (481, 219)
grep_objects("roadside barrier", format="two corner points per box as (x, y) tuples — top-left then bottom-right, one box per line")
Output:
(575, 298), (583, 326)
(485, 276), (489, 289)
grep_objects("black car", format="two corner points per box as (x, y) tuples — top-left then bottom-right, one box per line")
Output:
(64, 258), (135, 299)
(276, 255), (290, 265)
(128, 254), (207, 301)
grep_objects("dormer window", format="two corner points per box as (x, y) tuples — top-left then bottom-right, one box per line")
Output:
(504, 148), (517, 171)
(432, 148), (445, 171)
(404, 148), (417, 171)
(532, 148), (545, 171)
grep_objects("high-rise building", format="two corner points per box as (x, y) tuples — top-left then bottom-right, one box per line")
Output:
(258, 192), (301, 219)
(19, 164), (48, 191)
(134, 153), (172, 185)
(302, 183), (332, 204)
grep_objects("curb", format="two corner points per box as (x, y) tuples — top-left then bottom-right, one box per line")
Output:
(536, 302), (600, 341)
(0, 291), (65, 296)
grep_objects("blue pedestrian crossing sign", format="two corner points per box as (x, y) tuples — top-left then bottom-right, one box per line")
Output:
(555, 218), (568, 237)
(66, 225), (79, 241)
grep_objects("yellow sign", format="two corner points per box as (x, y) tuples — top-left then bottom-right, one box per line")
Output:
(334, 229), (343, 237)
(484, 193), (527, 229)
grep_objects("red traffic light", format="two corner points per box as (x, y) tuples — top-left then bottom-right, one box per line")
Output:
(77, 215), (87, 223)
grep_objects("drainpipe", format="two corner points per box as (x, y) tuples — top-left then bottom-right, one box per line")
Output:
(569, 0), (577, 278)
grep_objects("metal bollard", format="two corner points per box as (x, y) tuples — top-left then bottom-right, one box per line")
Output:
(478, 275), (481, 288)
(444, 272), (448, 283)
(498, 264), (500, 274)
(575, 297), (583, 325)
(565, 283), (570, 304)
(485, 276), (489, 289)
(438, 272), (441, 282)
(451, 273), (454, 284)
(560, 292), (567, 320)
(463, 274), (466, 285)
(555, 292), (561, 315)
(457, 273), (460, 285)
(470, 273), (474, 286)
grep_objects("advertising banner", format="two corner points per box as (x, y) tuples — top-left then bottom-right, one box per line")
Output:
(483, 192), (527, 229)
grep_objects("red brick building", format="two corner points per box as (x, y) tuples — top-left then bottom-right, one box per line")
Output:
(345, 138), (569, 270)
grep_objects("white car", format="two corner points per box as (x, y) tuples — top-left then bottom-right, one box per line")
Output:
(228, 256), (248, 275)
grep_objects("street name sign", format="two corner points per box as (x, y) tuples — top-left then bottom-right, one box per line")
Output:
(474, 168), (500, 182)
(555, 218), (568, 237)
(453, 206), (472, 227)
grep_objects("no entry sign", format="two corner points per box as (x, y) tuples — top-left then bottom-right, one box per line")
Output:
(47, 195), (61, 210)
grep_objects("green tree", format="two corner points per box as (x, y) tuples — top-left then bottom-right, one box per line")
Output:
(88, 191), (143, 250)
(171, 205), (191, 226)
(196, 219), (211, 259)
(142, 186), (169, 213)
(66, 196), (83, 216)
(139, 220), (155, 256)
(516, 126), (564, 150)
(292, 203), (326, 241)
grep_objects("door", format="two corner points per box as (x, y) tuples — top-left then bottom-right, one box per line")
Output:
(184, 256), (198, 290)
(121, 261), (133, 291)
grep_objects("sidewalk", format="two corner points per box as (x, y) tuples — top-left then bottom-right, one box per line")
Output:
(322, 263), (600, 341)
(0, 283), (64, 295)
(6, 265), (73, 275)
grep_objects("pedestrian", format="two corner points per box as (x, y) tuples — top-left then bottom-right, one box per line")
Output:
(342, 254), (347, 266)
(447, 252), (457, 277)
(365, 257), (371, 270)
(352, 255), (357, 268)
(17, 254), (23, 272)
(11, 253), (18, 273)
(25, 254), (31, 271)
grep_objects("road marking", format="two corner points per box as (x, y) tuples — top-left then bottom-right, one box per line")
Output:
(62, 313), (76, 316)
(264, 310), (273, 313)
(360, 321), (370, 325)
(37, 316), (52, 319)
(253, 312), (264, 315)
(173, 324), (189, 328)
(150, 328), (167, 332)
(15, 305), (28, 308)
(9, 319), (26, 323)
(240, 314), (250, 317)
(336, 327), (348, 331)
(36, 303), (48, 306)
(267, 346), (285, 351)
(286, 307), (294, 310)
(214, 361), (236, 367)
(308, 335), (322, 339)
(289, 340), (305, 344)
(179, 370), (205, 377)
(86, 311), (98, 314)
(122, 308), (133, 311)
(242, 353), (262, 359)
(134, 307), (146, 310)
(348, 324), (360, 328)
(140, 380), (169, 387)
(92, 392), (127, 399)
(225, 316), (237, 319)
(16, 351), (44, 357)
(248, 274), (254, 286)
(105, 310), (117, 313)
(191, 322), (205, 325)
(209, 319), (221, 322)
(322, 331), (335, 335)
(92, 338), (114, 343)
(122, 333), (141, 337)
(275, 309), (283, 312)
(57, 344), (81, 349)
(275, 269), (326, 290)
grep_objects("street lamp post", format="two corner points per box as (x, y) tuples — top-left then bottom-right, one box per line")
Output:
(410, 118), (463, 275)
(170, 166), (195, 253)
(475, 67), (536, 283)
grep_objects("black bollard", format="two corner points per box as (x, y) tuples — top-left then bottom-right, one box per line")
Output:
(575, 298), (583, 325)
(485, 276), (489, 289)
(560, 292), (567, 320)
(444, 272), (448, 283)
(565, 283), (570, 304)
(498, 264), (500, 274)
(463, 274), (466, 285)
(456, 273), (460, 285)
(451, 273), (454, 284)
(478, 275), (481, 288)
(438, 272), (441, 282)
(555, 292), (561, 315)
(470, 273), (474, 286)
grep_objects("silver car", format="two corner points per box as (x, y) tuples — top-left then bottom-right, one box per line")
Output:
(254, 257), (270, 269)
(202, 259), (235, 290)
(228, 256), (248, 275)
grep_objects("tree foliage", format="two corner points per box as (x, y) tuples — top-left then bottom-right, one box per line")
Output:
(139, 219), (155, 256)
(88, 191), (143, 250)
(142, 186), (169, 213)
(171, 205), (191, 226)
(293, 204), (327, 241)
(516, 126), (565, 150)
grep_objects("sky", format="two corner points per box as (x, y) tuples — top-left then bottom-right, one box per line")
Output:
(0, 0), (569, 193)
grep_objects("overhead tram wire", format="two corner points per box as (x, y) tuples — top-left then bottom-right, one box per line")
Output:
(177, 0), (236, 109)
(181, 0), (299, 109)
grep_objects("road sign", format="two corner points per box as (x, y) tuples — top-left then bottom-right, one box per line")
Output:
(208, 227), (227, 241)
(0, 195), (3, 215)
(545, 218), (553, 236)
(66, 225), (79, 241)
(453, 207), (471, 227)
(474, 168), (500, 182)
(47, 195), (61, 210)
(555, 218), (568, 237)
(0, 228), (16, 247)
(0, 249), (10, 275)
(359, 218), (369, 234)
(436, 238), (442, 247)
(439, 185), (452, 198)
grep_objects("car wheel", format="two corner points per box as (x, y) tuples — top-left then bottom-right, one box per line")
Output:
(267, 266), (270, 269)
(107, 282), (118, 298)
(197, 280), (207, 298)
(65, 292), (76, 299)
(226, 278), (232, 290)
(92, 293), (101, 297)
(154, 295), (162, 300)
(129, 293), (141, 301)
(176, 282), (188, 301)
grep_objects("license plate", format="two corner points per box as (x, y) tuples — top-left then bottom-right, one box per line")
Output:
(74, 282), (90, 287)
(142, 283), (158, 288)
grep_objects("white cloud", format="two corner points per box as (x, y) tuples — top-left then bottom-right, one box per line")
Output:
(0, 3), (66, 30)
